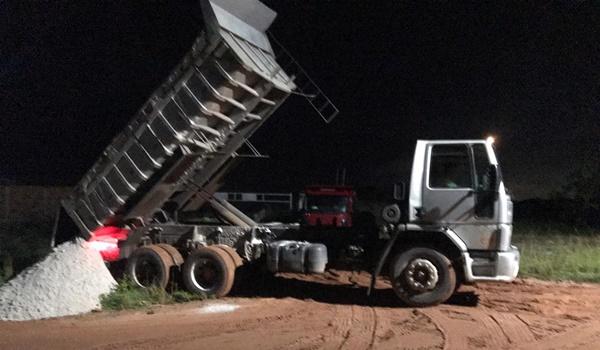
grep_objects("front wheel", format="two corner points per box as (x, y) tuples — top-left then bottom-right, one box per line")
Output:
(389, 247), (456, 307)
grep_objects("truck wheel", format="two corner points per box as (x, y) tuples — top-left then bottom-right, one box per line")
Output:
(126, 245), (174, 289)
(389, 247), (456, 307)
(183, 246), (236, 297)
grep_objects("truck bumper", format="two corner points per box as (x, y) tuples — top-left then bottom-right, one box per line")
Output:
(462, 245), (520, 283)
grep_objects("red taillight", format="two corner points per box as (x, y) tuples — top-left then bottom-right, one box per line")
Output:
(88, 226), (130, 262)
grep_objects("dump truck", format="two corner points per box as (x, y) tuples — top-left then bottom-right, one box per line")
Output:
(302, 185), (356, 228)
(58, 0), (519, 307)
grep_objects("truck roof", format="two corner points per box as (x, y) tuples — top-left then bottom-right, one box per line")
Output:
(417, 139), (489, 144)
(305, 185), (355, 196)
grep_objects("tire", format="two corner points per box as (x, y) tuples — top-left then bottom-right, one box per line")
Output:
(126, 245), (174, 289)
(211, 245), (243, 268)
(182, 246), (236, 297)
(155, 243), (184, 266)
(388, 247), (456, 307)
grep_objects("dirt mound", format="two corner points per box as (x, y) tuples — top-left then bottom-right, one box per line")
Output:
(0, 239), (116, 321)
(2, 270), (600, 349)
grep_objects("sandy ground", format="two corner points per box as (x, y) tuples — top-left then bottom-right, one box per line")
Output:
(2, 270), (600, 350)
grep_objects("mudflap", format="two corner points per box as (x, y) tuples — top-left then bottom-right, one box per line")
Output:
(367, 230), (400, 296)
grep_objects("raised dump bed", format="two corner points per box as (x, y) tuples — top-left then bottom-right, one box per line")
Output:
(62, 0), (296, 237)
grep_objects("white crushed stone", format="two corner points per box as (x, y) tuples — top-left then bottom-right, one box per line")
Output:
(199, 303), (239, 314)
(0, 238), (116, 321)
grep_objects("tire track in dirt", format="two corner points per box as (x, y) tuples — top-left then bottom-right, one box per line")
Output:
(337, 305), (376, 349)
(421, 307), (514, 349)
(332, 305), (444, 350)
(489, 312), (536, 344)
(515, 321), (600, 350)
(368, 307), (378, 349)
(420, 308), (470, 350)
(334, 305), (354, 350)
(414, 309), (449, 350)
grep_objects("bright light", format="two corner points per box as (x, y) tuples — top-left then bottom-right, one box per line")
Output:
(87, 225), (130, 262)
(88, 240), (118, 252)
(88, 239), (120, 262)
(486, 135), (495, 144)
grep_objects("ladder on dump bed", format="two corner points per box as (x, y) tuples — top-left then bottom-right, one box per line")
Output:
(269, 33), (339, 124)
(61, 0), (338, 238)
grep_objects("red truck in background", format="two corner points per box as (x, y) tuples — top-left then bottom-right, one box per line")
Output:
(302, 186), (356, 228)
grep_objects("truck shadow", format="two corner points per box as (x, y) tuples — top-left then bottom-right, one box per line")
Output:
(231, 273), (479, 308)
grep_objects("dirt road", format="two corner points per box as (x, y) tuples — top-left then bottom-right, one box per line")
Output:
(2, 271), (600, 350)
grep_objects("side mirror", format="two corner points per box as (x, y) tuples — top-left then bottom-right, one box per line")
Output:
(488, 164), (498, 191)
(393, 182), (406, 201)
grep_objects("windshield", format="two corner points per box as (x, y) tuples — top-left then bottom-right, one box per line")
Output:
(305, 195), (348, 213)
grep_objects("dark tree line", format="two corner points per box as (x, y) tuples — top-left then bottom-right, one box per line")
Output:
(561, 159), (600, 227)
(516, 153), (600, 229)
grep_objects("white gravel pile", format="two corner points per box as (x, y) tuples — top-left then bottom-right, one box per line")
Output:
(0, 238), (116, 321)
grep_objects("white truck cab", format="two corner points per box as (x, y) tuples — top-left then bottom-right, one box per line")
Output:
(373, 139), (519, 307)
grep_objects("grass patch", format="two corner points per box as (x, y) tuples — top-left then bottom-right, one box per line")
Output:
(513, 224), (600, 283)
(100, 279), (208, 310)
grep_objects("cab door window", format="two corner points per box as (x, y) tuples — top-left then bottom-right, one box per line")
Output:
(429, 145), (472, 189)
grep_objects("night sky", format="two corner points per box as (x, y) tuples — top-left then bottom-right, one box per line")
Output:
(1, 1), (599, 200)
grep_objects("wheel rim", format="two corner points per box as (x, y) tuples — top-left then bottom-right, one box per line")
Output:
(404, 258), (439, 292)
(133, 255), (162, 288)
(190, 258), (222, 292)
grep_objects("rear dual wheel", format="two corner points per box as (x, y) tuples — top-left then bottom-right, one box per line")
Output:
(126, 245), (176, 289)
(182, 246), (236, 297)
(389, 247), (456, 307)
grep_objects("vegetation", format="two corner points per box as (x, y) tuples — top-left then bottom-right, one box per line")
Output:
(512, 156), (600, 283)
(100, 279), (209, 310)
(513, 223), (600, 283)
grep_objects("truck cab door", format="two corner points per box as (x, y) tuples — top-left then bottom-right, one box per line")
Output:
(414, 141), (500, 250)
(420, 143), (476, 222)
